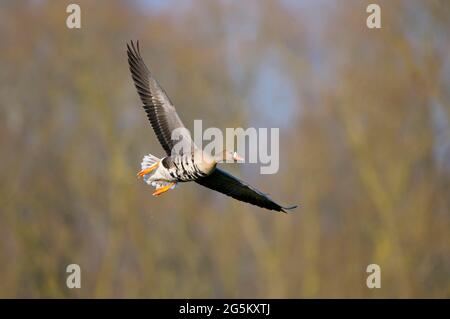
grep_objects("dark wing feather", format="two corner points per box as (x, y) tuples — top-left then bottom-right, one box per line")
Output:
(196, 168), (297, 213)
(127, 40), (194, 155)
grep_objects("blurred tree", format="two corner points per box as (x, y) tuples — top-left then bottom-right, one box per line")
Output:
(0, 0), (448, 298)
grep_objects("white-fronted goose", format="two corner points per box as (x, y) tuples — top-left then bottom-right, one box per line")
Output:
(127, 41), (297, 213)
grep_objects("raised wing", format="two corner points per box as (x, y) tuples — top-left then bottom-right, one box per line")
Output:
(196, 168), (297, 213)
(127, 40), (195, 156)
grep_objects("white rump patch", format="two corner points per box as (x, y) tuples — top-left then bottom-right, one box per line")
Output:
(140, 154), (177, 190)
(141, 154), (159, 170)
(141, 154), (159, 185)
(150, 181), (177, 190)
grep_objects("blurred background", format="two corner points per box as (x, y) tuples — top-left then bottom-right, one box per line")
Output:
(0, 0), (449, 298)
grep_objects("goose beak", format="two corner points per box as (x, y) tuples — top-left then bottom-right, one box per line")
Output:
(233, 152), (244, 162)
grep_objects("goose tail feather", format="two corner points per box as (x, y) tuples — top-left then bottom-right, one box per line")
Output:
(141, 154), (160, 185)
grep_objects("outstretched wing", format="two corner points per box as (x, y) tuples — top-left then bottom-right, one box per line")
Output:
(196, 168), (297, 213)
(127, 40), (195, 156)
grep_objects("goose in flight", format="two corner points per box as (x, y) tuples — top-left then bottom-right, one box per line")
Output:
(127, 41), (297, 213)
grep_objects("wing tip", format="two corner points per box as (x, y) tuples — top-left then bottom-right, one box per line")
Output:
(126, 40), (141, 58)
(280, 204), (298, 214)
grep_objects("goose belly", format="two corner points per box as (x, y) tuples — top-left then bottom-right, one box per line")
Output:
(167, 155), (209, 182)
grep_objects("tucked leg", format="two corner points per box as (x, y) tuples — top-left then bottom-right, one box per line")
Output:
(137, 162), (159, 178)
(152, 182), (176, 196)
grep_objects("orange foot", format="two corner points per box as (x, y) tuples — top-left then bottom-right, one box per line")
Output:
(152, 182), (176, 196)
(137, 162), (159, 178)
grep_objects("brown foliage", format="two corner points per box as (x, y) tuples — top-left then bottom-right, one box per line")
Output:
(0, 0), (449, 297)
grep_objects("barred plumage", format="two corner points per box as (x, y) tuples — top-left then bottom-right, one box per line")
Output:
(164, 154), (209, 182)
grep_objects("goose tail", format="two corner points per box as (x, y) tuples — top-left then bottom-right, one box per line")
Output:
(141, 154), (160, 185)
(140, 154), (177, 190)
